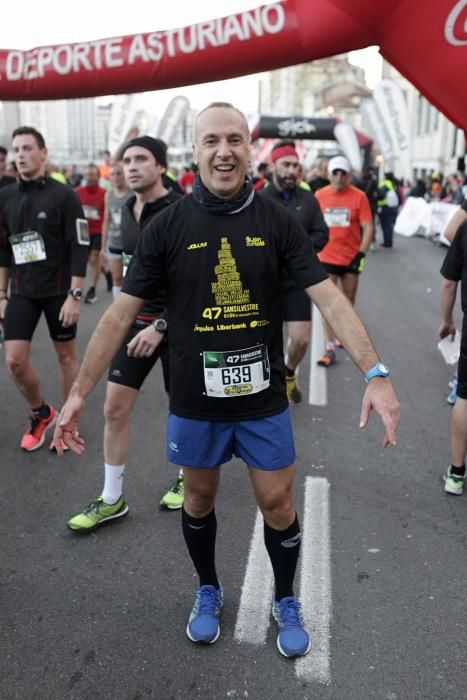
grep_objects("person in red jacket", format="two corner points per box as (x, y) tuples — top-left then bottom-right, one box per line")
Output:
(76, 164), (108, 304)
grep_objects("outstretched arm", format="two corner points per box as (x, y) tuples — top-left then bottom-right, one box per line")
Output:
(307, 278), (400, 447)
(53, 292), (144, 454)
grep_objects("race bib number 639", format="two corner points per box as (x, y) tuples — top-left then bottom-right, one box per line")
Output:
(203, 345), (270, 398)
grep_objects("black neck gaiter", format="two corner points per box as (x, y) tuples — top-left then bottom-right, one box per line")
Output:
(192, 175), (254, 214)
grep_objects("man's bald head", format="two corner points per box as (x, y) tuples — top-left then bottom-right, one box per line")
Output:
(193, 102), (250, 144)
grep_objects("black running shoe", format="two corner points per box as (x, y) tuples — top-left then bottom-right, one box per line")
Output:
(84, 287), (97, 304)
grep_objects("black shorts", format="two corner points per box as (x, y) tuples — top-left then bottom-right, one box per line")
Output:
(89, 234), (102, 251)
(108, 319), (170, 391)
(321, 262), (352, 277)
(457, 318), (467, 399)
(3, 295), (77, 342)
(282, 284), (311, 322)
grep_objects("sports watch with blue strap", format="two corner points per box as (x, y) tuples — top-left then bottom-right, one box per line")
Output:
(364, 362), (390, 383)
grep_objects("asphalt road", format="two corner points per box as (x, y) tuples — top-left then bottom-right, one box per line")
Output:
(1, 234), (466, 700)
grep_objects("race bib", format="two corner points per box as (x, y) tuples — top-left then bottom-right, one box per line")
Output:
(203, 345), (270, 398)
(324, 207), (350, 227)
(9, 231), (46, 265)
(111, 208), (122, 226)
(83, 205), (100, 220)
(122, 253), (132, 277)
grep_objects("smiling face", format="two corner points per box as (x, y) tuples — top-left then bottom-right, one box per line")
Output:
(193, 106), (250, 199)
(12, 133), (47, 181)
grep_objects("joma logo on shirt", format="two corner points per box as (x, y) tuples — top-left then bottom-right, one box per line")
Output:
(187, 242), (208, 250)
(245, 236), (265, 247)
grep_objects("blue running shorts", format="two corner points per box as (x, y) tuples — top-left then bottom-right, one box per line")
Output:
(167, 408), (295, 470)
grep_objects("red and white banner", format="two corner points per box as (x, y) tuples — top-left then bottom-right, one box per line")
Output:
(157, 96), (190, 146)
(333, 122), (362, 173)
(0, 1), (466, 133)
(373, 80), (412, 183)
(107, 94), (138, 154)
(360, 97), (394, 170)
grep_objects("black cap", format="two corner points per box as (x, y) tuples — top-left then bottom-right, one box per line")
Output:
(123, 136), (167, 168)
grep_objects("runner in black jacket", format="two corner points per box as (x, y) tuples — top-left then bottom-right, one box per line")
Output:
(0, 126), (87, 451)
(259, 140), (329, 403)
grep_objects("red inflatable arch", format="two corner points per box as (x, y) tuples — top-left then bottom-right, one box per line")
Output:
(0, 0), (466, 132)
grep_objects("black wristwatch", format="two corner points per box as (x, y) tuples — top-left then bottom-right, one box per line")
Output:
(152, 318), (168, 333)
(68, 288), (82, 300)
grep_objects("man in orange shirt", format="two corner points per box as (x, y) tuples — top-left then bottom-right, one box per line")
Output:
(315, 156), (373, 366)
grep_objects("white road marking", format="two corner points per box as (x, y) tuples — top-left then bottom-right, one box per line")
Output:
(309, 305), (327, 406)
(234, 508), (274, 644)
(234, 477), (332, 684)
(296, 476), (331, 683)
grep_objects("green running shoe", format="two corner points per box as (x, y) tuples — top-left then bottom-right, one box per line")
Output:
(443, 466), (465, 496)
(160, 475), (184, 510)
(67, 496), (129, 532)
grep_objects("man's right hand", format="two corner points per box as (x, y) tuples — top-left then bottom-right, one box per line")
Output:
(53, 394), (86, 456)
(438, 321), (456, 340)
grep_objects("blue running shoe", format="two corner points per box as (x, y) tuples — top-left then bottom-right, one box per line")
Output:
(272, 596), (311, 658)
(186, 585), (223, 644)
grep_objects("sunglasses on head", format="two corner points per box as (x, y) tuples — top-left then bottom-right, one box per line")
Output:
(331, 169), (348, 176)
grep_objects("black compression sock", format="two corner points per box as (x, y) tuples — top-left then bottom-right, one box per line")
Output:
(182, 508), (219, 589)
(264, 514), (301, 601)
(451, 464), (466, 476)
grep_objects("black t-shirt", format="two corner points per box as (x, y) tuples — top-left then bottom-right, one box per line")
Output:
(0, 177), (87, 297)
(121, 188), (181, 319)
(462, 198), (467, 214)
(440, 220), (467, 312)
(122, 194), (328, 421)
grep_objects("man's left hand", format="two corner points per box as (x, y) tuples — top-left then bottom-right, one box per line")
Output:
(359, 377), (400, 447)
(59, 297), (80, 327)
(347, 251), (366, 274)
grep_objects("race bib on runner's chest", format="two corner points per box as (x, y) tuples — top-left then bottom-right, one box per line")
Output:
(324, 207), (350, 227)
(203, 345), (270, 398)
(83, 205), (100, 220)
(9, 231), (46, 265)
(111, 208), (122, 226)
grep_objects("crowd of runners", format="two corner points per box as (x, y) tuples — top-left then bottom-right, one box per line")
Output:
(1, 101), (465, 658)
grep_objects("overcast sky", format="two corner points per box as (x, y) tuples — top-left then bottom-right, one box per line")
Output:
(1, 0), (381, 114)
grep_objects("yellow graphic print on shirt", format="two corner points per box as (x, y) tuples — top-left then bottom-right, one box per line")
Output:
(197, 237), (269, 332)
(212, 237), (250, 305)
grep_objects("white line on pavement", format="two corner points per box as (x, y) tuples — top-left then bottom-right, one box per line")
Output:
(296, 476), (331, 683)
(309, 305), (327, 406)
(234, 508), (274, 644)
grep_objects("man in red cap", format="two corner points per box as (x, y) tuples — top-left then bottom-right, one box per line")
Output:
(259, 140), (328, 402)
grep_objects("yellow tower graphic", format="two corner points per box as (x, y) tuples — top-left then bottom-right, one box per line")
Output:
(212, 237), (250, 305)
